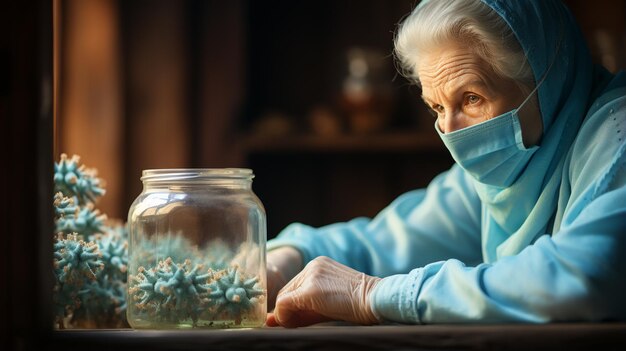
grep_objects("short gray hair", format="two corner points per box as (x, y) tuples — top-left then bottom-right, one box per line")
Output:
(394, 0), (534, 91)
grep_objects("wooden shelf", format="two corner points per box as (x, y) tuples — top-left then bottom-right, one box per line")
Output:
(241, 131), (445, 154)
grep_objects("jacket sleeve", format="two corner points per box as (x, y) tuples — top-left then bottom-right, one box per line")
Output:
(369, 165), (626, 323)
(267, 164), (483, 277)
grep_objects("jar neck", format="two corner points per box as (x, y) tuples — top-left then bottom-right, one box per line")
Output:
(141, 169), (253, 190)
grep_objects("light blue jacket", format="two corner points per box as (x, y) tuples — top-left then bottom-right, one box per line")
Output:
(267, 0), (626, 323)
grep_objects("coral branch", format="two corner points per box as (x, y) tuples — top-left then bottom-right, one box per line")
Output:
(53, 154), (129, 328)
(54, 153), (105, 205)
(54, 192), (78, 218)
(94, 229), (128, 278)
(54, 233), (104, 284)
(130, 258), (213, 325)
(207, 266), (265, 320)
(56, 204), (107, 236)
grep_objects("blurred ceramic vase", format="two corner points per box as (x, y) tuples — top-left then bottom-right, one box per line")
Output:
(340, 47), (394, 134)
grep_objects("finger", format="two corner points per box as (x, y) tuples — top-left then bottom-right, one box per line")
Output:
(274, 305), (332, 328)
(265, 313), (280, 327)
(274, 293), (333, 328)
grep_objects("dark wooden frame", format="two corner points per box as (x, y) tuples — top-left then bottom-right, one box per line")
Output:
(1, 0), (54, 349)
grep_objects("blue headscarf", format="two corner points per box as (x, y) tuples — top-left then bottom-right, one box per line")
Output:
(473, 0), (616, 262)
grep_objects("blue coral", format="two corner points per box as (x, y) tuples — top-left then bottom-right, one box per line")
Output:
(54, 192), (78, 217)
(72, 227), (129, 325)
(93, 229), (128, 278)
(53, 232), (105, 327)
(54, 233), (104, 284)
(54, 153), (105, 205)
(56, 204), (107, 236)
(55, 189), (107, 237)
(53, 154), (130, 328)
(130, 266), (161, 306)
(207, 266), (264, 320)
(75, 275), (128, 327)
(130, 260), (264, 326)
(130, 258), (212, 324)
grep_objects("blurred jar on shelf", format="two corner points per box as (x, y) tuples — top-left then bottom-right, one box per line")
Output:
(340, 47), (394, 134)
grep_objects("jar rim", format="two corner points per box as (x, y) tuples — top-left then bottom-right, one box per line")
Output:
(141, 168), (253, 183)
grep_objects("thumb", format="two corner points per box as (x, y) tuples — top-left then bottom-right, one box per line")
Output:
(274, 291), (331, 328)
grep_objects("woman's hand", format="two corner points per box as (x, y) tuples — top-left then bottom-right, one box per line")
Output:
(267, 256), (381, 328)
(266, 246), (304, 311)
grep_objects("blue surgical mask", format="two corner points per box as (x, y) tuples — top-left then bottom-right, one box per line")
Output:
(435, 89), (540, 187)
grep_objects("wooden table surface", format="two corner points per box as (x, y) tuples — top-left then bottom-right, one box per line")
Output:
(50, 323), (626, 351)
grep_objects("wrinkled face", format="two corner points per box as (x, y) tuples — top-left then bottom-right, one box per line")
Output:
(417, 40), (542, 145)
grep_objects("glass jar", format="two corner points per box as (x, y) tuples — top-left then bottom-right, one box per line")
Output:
(127, 169), (266, 329)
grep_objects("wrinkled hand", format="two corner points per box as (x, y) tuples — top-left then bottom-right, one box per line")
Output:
(267, 246), (304, 311)
(267, 256), (381, 328)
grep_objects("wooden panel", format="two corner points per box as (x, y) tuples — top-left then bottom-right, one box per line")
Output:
(195, 0), (247, 168)
(123, 0), (190, 207)
(58, 0), (123, 218)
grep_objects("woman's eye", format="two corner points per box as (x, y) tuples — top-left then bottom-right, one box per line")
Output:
(466, 95), (480, 104)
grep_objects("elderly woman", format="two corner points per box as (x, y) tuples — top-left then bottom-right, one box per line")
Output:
(266, 0), (626, 327)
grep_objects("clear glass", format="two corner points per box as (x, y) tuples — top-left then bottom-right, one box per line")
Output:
(127, 169), (266, 329)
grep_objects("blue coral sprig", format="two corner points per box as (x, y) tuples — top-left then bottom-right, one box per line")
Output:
(56, 204), (107, 236)
(54, 233), (104, 284)
(129, 258), (265, 326)
(94, 228), (128, 278)
(207, 266), (264, 321)
(129, 258), (213, 325)
(54, 192), (78, 218)
(53, 154), (129, 329)
(54, 153), (105, 205)
(53, 232), (106, 327)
